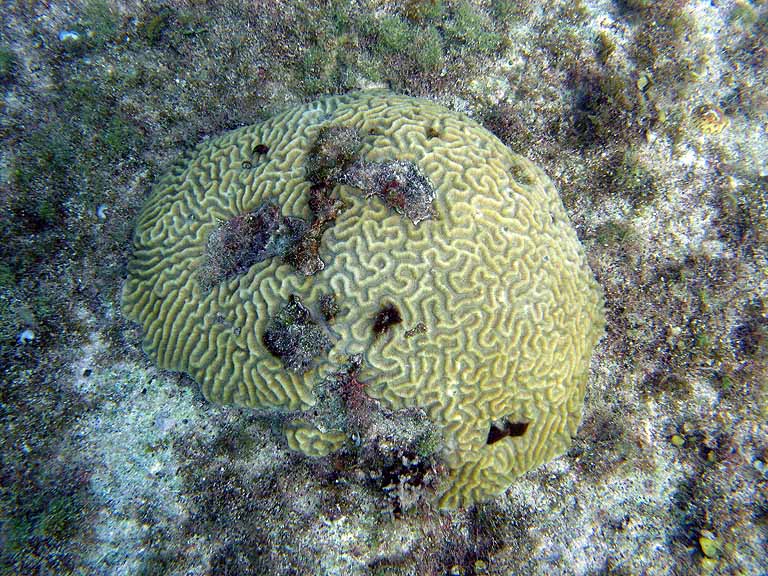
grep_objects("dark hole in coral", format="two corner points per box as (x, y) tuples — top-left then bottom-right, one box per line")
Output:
(373, 303), (402, 337)
(487, 420), (530, 445)
(426, 126), (440, 139)
(241, 160), (252, 169)
(253, 144), (269, 155)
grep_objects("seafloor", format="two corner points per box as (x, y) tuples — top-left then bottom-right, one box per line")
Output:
(0, 1), (766, 575)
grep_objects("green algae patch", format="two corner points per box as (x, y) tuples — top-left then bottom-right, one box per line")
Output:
(122, 91), (605, 508)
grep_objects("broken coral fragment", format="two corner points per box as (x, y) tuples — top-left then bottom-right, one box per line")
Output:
(122, 91), (605, 508)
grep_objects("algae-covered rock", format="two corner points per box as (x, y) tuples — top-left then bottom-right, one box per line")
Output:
(122, 91), (604, 508)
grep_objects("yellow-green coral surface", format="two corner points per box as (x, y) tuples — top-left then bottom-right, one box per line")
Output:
(284, 420), (348, 458)
(122, 91), (605, 508)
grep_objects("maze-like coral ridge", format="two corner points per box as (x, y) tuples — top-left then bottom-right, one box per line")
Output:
(284, 420), (347, 458)
(122, 91), (605, 508)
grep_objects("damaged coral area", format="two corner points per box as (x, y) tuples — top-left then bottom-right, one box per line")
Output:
(197, 203), (307, 292)
(263, 294), (332, 374)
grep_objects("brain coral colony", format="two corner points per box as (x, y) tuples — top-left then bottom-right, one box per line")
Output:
(122, 91), (605, 508)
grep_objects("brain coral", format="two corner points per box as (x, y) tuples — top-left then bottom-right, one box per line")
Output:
(122, 91), (605, 508)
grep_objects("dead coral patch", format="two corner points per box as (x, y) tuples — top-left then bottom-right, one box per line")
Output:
(197, 203), (307, 292)
(306, 124), (362, 184)
(262, 294), (332, 374)
(343, 159), (437, 225)
(198, 180), (347, 291)
(283, 184), (345, 276)
(306, 123), (437, 225)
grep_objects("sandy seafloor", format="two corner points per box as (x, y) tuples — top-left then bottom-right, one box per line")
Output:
(0, 1), (766, 575)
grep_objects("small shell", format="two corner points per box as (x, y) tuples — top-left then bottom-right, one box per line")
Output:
(18, 329), (35, 344)
(692, 104), (729, 135)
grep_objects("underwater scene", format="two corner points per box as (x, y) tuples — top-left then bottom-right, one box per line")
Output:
(0, 1), (766, 575)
